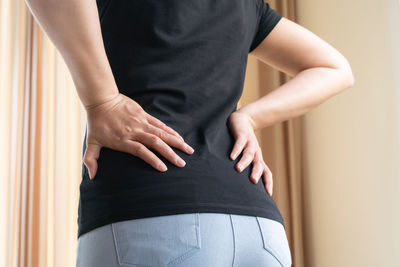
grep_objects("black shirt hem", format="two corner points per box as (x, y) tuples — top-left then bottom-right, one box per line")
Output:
(77, 202), (285, 239)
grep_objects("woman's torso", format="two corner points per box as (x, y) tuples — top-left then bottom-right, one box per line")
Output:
(77, 0), (284, 239)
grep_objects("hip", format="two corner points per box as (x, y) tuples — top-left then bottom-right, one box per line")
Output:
(76, 212), (292, 267)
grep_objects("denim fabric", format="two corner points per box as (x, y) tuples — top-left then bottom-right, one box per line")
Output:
(76, 213), (292, 267)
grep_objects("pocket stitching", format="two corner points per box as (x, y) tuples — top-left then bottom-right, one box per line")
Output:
(167, 213), (201, 267)
(111, 223), (128, 267)
(256, 216), (291, 266)
(111, 213), (201, 267)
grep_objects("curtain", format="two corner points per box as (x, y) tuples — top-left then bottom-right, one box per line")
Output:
(0, 0), (305, 266)
(0, 0), (86, 266)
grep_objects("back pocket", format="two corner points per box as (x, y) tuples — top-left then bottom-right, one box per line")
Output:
(255, 217), (292, 267)
(111, 213), (201, 267)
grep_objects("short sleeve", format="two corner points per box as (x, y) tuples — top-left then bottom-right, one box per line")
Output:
(249, 0), (283, 53)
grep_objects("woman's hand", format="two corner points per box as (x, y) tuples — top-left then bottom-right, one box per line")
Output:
(227, 110), (273, 196)
(83, 93), (195, 180)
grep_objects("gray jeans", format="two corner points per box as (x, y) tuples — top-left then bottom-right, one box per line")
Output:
(76, 213), (292, 267)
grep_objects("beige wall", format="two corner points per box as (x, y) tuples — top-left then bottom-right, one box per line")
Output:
(297, 0), (400, 266)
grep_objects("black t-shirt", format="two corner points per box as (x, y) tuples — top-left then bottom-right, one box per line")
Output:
(78, 0), (284, 239)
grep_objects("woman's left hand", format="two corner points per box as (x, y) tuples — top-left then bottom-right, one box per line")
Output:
(227, 110), (273, 196)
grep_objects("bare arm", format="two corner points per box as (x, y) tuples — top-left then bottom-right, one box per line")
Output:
(25, 0), (119, 107)
(237, 17), (355, 131)
(227, 17), (354, 193)
(25, 0), (195, 178)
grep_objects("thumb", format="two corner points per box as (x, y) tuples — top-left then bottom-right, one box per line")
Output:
(83, 143), (101, 180)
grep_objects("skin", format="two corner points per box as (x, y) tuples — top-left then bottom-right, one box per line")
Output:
(231, 17), (354, 195)
(25, 0), (354, 197)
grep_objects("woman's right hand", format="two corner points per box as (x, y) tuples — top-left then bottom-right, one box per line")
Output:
(83, 92), (195, 180)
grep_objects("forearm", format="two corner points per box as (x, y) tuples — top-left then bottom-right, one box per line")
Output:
(25, 0), (119, 108)
(237, 67), (354, 131)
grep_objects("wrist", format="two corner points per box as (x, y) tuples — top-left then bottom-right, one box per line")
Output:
(235, 105), (259, 131)
(84, 91), (121, 112)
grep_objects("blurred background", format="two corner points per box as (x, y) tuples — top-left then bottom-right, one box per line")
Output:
(0, 0), (399, 266)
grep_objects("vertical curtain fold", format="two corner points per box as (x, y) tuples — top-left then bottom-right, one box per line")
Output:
(0, 1), (86, 266)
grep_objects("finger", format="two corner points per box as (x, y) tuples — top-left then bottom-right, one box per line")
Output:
(262, 166), (273, 196)
(143, 123), (194, 154)
(235, 144), (256, 172)
(145, 114), (184, 141)
(83, 143), (101, 180)
(123, 140), (168, 172)
(135, 131), (187, 168)
(250, 160), (264, 184)
(252, 150), (265, 183)
(230, 134), (247, 160)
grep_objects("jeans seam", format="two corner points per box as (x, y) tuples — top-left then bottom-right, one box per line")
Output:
(229, 214), (236, 267)
(167, 213), (201, 267)
(112, 214), (200, 267)
(255, 216), (284, 267)
(111, 223), (123, 266)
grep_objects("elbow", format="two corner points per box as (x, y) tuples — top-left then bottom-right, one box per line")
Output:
(343, 67), (355, 90)
(348, 70), (355, 88)
(335, 57), (355, 90)
(339, 67), (354, 90)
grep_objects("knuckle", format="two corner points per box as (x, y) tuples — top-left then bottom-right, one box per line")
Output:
(236, 135), (247, 144)
(258, 166), (264, 174)
(123, 124), (133, 134)
(157, 130), (167, 140)
(157, 119), (166, 126)
(239, 156), (248, 164)
(114, 129), (130, 142)
(244, 144), (256, 154)
(142, 122), (152, 132)
(132, 143), (145, 155)
(244, 150), (255, 160)
(249, 144), (258, 154)
(262, 161), (269, 169)
(109, 130), (122, 142)
(252, 159), (261, 166)
(130, 126), (143, 137)
(253, 153), (261, 162)
(123, 124), (139, 138)
(242, 145), (251, 153)
(237, 134), (247, 145)
(129, 128), (141, 139)
(253, 168), (261, 177)
(129, 114), (145, 125)
(256, 162), (264, 170)
(150, 134), (161, 145)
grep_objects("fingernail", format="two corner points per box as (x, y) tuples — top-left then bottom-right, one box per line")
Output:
(231, 152), (237, 160)
(237, 164), (242, 172)
(159, 163), (168, 172)
(177, 158), (186, 167)
(186, 144), (194, 153)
